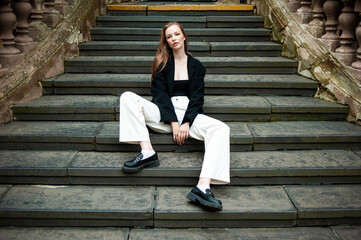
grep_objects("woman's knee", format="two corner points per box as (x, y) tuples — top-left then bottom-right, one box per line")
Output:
(120, 91), (136, 103)
(219, 122), (230, 134)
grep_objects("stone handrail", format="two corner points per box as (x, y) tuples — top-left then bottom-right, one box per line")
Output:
(253, 0), (361, 123)
(0, 0), (105, 124)
(0, 0), (70, 74)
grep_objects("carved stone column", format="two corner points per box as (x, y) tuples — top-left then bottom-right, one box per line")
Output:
(321, 0), (342, 51)
(30, 0), (42, 24)
(351, 0), (361, 78)
(55, 0), (69, 14)
(12, 0), (37, 54)
(0, 0), (24, 69)
(308, 0), (326, 37)
(335, 0), (358, 66)
(43, 0), (61, 27)
(29, 0), (50, 41)
(295, 0), (313, 23)
(288, 0), (302, 12)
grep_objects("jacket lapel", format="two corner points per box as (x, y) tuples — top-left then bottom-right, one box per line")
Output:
(187, 55), (197, 94)
(166, 56), (175, 96)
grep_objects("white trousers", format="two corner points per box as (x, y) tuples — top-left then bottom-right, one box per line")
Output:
(119, 91), (230, 184)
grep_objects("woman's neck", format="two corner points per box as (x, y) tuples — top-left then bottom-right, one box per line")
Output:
(172, 48), (187, 62)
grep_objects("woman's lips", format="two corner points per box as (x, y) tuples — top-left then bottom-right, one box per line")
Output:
(173, 42), (178, 46)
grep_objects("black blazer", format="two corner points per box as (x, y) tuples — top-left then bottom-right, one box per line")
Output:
(151, 55), (206, 127)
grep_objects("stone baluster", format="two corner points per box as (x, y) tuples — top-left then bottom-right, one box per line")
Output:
(30, 0), (42, 24)
(335, 0), (358, 66)
(29, 0), (50, 41)
(351, 0), (361, 75)
(12, 0), (37, 54)
(288, 0), (302, 12)
(321, 0), (342, 51)
(0, 0), (24, 70)
(43, 0), (61, 27)
(308, 0), (326, 37)
(54, 0), (69, 14)
(295, 0), (314, 23)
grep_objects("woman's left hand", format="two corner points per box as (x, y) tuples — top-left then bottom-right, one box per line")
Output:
(177, 122), (190, 146)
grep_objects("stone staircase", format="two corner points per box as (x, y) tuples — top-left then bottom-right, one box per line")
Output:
(0, 2), (361, 237)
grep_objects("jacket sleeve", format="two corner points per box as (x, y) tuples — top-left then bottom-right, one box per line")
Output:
(151, 68), (178, 124)
(182, 63), (206, 127)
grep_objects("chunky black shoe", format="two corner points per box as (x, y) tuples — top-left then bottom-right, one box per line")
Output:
(122, 152), (159, 173)
(186, 186), (223, 211)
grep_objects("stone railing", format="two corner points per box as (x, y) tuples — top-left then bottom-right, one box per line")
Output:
(0, 0), (74, 75)
(288, 0), (361, 77)
(0, 0), (105, 124)
(253, 0), (361, 123)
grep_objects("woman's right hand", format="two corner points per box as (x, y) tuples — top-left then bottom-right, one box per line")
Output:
(171, 121), (180, 144)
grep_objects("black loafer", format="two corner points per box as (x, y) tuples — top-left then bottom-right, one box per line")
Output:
(122, 152), (159, 173)
(186, 186), (223, 211)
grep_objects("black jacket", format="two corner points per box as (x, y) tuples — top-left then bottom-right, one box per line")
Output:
(151, 55), (206, 127)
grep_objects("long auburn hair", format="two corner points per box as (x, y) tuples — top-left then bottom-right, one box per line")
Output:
(151, 22), (191, 82)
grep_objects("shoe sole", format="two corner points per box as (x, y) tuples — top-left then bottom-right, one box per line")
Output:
(122, 159), (160, 173)
(186, 192), (223, 211)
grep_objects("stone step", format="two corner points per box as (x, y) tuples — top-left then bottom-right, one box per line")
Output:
(79, 41), (282, 57)
(106, 4), (254, 16)
(0, 184), (360, 227)
(90, 27), (271, 42)
(0, 121), (360, 151)
(2, 226), (359, 240)
(12, 95), (348, 122)
(96, 15), (265, 28)
(42, 74), (317, 96)
(0, 150), (360, 185)
(64, 56), (298, 74)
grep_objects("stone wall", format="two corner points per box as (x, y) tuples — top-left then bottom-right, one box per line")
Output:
(255, 0), (361, 124)
(0, 0), (105, 124)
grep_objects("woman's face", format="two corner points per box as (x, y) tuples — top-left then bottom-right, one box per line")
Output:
(165, 24), (186, 51)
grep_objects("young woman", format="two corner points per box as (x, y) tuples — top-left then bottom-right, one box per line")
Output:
(119, 22), (230, 211)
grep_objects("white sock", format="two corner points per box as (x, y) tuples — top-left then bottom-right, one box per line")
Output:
(141, 150), (156, 160)
(197, 184), (210, 194)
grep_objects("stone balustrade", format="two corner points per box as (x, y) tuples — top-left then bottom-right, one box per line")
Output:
(288, 0), (361, 77)
(0, 0), (71, 76)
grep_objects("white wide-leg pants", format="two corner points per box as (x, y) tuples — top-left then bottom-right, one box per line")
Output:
(119, 91), (230, 184)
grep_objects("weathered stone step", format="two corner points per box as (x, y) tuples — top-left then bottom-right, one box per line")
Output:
(79, 41), (282, 57)
(0, 150), (360, 185)
(2, 226), (359, 240)
(96, 15), (264, 28)
(0, 184), (360, 227)
(0, 185), (155, 227)
(43, 74), (317, 96)
(12, 95), (347, 122)
(90, 27), (271, 42)
(64, 56), (298, 74)
(106, 4), (254, 16)
(0, 121), (360, 151)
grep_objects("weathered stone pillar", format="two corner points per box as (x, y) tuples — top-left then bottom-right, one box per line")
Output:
(288, 0), (302, 12)
(321, 0), (342, 51)
(12, 0), (37, 54)
(335, 0), (358, 66)
(30, 0), (42, 23)
(29, 0), (50, 41)
(55, 0), (69, 14)
(308, 0), (326, 37)
(0, 0), (24, 70)
(43, 0), (61, 27)
(351, 0), (361, 77)
(295, 0), (313, 23)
